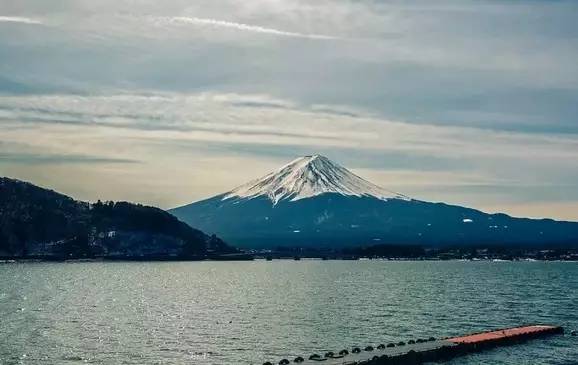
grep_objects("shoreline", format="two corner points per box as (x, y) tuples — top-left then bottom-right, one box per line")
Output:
(1, 257), (577, 264)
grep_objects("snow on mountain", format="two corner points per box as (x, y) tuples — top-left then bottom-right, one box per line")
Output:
(222, 155), (410, 204)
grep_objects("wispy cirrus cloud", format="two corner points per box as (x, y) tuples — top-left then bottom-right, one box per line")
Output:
(2, 93), (577, 160)
(0, 16), (42, 25)
(152, 16), (340, 40)
(0, 152), (138, 165)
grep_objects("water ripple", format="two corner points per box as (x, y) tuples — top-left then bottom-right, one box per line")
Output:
(0, 261), (576, 364)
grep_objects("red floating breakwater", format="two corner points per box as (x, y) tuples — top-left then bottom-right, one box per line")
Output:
(264, 325), (564, 365)
(448, 325), (562, 345)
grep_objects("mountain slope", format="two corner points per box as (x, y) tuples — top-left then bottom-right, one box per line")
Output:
(0, 177), (232, 258)
(171, 155), (578, 249)
(224, 155), (409, 203)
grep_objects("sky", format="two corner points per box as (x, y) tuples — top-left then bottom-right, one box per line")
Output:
(1, 0), (578, 221)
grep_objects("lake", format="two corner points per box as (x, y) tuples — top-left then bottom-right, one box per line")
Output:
(1, 260), (577, 364)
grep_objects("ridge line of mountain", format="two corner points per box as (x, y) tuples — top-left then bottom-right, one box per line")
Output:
(0, 177), (236, 259)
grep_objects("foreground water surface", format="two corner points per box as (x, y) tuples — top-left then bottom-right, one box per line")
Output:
(1, 260), (577, 364)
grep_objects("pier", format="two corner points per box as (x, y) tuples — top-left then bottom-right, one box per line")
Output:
(263, 325), (564, 365)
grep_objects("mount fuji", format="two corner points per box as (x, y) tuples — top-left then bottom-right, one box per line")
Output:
(170, 155), (578, 248)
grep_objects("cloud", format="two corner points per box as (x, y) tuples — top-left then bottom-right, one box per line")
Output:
(0, 152), (138, 165)
(0, 16), (42, 25)
(1, 1), (577, 134)
(1, 0), (578, 219)
(1, 93), (577, 161)
(154, 16), (340, 40)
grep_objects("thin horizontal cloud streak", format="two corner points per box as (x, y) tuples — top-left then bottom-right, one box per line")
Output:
(0, 103), (343, 141)
(0, 16), (42, 25)
(153, 16), (341, 40)
(0, 115), (344, 142)
(0, 152), (139, 165)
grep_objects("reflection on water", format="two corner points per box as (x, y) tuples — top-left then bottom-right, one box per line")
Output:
(1, 261), (577, 364)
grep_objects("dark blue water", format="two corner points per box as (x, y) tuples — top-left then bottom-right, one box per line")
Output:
(1, 261), (576, 364)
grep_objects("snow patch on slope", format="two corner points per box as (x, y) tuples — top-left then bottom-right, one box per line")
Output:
(223, 155), (410, 204)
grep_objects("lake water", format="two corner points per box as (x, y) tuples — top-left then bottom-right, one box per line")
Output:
(1, 261), (577, 364)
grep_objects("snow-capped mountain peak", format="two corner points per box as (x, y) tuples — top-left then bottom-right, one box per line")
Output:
(223, 155), (409, 204)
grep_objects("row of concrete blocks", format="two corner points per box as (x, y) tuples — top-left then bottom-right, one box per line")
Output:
(262, 337), (444, 365)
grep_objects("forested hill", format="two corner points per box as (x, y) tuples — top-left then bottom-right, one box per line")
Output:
(0, 177), (234, 259)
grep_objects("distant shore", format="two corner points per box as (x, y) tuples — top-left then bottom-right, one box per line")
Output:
(0, 252), (255, 263)
(2, 245), (578, 263)
(2, 256), (577, 264)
